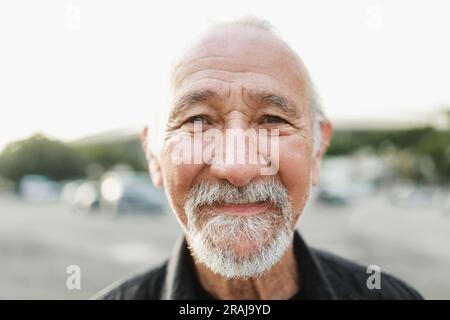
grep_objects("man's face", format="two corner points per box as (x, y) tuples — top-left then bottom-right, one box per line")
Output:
(144, 26), (329, 278)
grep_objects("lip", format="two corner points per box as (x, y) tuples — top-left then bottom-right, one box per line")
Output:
(209, 202), (270, 216)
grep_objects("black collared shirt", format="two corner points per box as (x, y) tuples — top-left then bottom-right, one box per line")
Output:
(94, 231), (423, 300)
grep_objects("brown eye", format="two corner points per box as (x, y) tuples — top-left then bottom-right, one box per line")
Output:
(261, 115), (288, 124)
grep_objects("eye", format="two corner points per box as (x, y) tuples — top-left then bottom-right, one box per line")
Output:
(260, 115), (289, 124)
(184, 115), (212, 125)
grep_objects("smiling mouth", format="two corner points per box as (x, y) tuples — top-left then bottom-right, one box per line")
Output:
(208, 202), (271, 216)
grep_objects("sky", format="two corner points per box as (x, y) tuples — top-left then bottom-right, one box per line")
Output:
(1, 0), (449, 151)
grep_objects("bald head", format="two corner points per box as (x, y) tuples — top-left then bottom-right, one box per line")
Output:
(171, 22), (303, 86)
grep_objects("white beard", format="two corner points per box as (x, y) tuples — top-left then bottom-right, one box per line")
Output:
(186, 211), (294, 279)
(183, 179), (295, 279)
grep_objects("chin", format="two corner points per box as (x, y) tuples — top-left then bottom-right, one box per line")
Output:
(210, 233), (272, 260)
(189, 227), (294, 279)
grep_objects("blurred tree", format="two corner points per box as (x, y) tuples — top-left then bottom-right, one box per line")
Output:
(328, 127), (449, 183)
(73, 140), (147, 173)
(415, 129), (450, 183)
(0, 134), (85, 185)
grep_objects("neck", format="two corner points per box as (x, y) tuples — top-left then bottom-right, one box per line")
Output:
(191, 243), (300, 300)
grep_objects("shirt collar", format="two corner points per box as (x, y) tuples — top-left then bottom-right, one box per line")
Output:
(161, 231), (337, 300)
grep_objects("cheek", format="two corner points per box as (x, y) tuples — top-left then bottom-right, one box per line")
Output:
(160, 136), (203, 227)
(277, 137), (313, 223)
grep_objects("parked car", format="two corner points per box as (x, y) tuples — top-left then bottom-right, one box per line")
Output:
(73, 180), (101, 212)
(18, 175), (59, 203)
(61, 179), (100, 212)
(60, 179), (84, 206)
(100, 172), (167, 214)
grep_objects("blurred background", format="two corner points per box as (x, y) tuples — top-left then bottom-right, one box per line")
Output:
(0, 0), (449, 299)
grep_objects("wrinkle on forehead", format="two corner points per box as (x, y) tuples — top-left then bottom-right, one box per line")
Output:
(170, 26), (307, 94)
(174, 63), (301, 94)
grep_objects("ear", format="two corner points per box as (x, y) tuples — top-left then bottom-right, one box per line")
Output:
(311, 121), (332, 186)
(141, 127), (163, 188)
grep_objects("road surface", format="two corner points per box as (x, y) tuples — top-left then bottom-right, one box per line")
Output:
(0, 194), (449, 299)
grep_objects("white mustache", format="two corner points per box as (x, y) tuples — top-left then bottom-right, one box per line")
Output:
(184, 178), (291, 211)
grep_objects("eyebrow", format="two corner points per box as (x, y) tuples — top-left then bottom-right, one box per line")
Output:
(253, 92), (301, 118)
(169, 89), (301, 121)
(170, 89), (217, 120)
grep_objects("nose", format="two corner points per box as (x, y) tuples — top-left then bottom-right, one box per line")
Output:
(210, 162), (264, 187)
(208, 129), (271, 187)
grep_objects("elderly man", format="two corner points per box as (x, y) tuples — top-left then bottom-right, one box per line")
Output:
(96, 18), (422, 300)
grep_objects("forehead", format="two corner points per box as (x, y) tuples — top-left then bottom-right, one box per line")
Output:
(170, 26), (308, 104)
